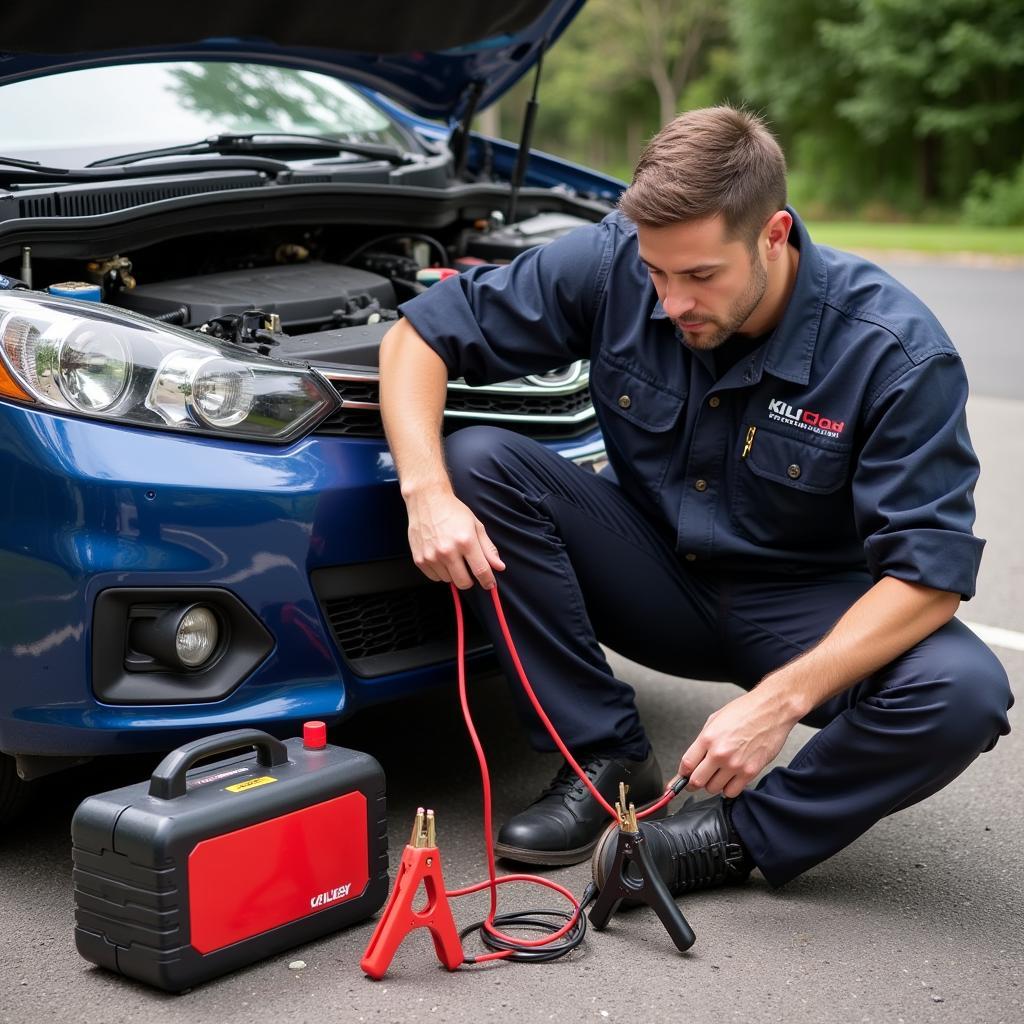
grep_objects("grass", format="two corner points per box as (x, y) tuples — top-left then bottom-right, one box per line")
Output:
(806, 221), (1024, 256)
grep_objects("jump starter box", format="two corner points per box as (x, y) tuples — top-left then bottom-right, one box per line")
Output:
(72, 725), (388, 991)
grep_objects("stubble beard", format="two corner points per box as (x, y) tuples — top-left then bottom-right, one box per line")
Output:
(674, 253), (769, 351)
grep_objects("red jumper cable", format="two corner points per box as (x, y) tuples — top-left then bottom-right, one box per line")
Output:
(360, 581), (693, 979)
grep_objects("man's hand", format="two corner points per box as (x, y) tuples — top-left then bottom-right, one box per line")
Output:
(379, 319), (505, 591)
(405, 484), (505, 590)
(679, 579), (961, 799)
(679, 682), (802, 799)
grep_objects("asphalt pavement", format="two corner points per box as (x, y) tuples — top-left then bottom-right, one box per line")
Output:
(1, 258), (1021, 1024)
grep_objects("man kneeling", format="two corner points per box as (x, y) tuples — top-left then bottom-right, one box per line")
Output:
(378, 106), (1012, 892)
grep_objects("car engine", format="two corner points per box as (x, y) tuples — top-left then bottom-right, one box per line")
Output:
(0, 213), (595, 370)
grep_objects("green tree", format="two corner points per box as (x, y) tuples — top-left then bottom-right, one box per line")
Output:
(819, 0), (1024, 203)
(496, 0), (731, 177)
(734, 0), (1024, 212)
(731, 0), (889, 214)
(628, 0), (728, 128)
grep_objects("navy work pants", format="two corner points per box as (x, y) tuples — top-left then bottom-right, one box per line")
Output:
(446, 427), (1013, 885)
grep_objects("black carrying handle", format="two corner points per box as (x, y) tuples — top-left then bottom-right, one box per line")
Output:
(148, 728), (289, 800)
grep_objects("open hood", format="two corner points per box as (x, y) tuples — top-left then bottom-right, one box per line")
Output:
(0, 0), (585, 122)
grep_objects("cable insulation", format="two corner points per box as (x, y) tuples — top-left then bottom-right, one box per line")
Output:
(445, 581), (683, 965)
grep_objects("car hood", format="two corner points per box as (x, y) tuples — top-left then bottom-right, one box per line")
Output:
(0, 0), (585, 121)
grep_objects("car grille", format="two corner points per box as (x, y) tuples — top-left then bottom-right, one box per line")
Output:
(314, 362), (598, 441)
(319, 584), (490, 677)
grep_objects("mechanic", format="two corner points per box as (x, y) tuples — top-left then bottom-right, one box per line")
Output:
(378, 106), (1013, 893)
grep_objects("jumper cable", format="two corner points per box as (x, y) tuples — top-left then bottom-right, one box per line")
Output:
(445, 582), (688, 963)
(362, 579), (691, 977)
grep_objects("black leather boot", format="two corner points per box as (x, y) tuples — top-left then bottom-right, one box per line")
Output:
(494, 750), (663, 866)
(591, 794), (753, 898)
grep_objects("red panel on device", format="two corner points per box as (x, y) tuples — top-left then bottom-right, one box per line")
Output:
(188, 791), (368, 954)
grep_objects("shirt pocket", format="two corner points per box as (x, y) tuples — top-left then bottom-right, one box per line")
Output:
(590, 358), (685, 494)
(729, 427), (855, 549)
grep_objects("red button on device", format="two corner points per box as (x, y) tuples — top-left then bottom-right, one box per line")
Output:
(303, 721), (327, 749)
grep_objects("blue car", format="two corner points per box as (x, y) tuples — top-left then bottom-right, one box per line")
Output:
(0, 2), (615, 821)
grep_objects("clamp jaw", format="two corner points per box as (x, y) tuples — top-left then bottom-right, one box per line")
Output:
(588, 783), (697, 952)
(409, 806), (437, 849)
(361, 808), (465, 980)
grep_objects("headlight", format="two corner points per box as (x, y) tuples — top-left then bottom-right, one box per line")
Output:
(0, 293), (338, 443)
(147, 352), (256, 429)
(190, 357), (255, 428)
(58, 324), (131, 412)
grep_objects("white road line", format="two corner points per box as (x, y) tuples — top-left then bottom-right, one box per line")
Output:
(962, 620), (1024, 653)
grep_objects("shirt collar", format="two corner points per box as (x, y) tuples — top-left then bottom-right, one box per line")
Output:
(761, 207), (826, 386)
(647, 207), (827, 387)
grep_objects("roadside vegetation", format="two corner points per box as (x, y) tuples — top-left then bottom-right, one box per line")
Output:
(487, 0), (1024, 252)
(808, 223), (1024, 256)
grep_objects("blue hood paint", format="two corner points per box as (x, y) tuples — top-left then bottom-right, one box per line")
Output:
(0, 1), (586, 122)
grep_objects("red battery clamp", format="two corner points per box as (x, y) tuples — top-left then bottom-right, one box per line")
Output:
(361, 808), (464, 979)
(72, 724), (388, 991)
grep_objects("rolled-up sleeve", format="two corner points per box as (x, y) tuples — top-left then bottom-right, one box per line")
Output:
(398, 220), (614, 385)
(853, 352), (984, 597)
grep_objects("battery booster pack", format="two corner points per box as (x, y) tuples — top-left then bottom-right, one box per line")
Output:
(72, 726), (388, 991)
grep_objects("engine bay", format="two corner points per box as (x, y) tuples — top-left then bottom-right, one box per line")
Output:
(0, 210), (596, 369)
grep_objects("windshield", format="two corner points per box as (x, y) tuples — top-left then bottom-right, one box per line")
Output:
(0, 61), (410, 166)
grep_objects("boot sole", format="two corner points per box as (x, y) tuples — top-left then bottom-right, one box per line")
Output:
(493, 836), (602, 867)
(495, 797), (668, 868)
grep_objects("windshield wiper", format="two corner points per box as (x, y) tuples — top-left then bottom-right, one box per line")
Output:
(87, 132), (411, 168)
(0, 154), (293, 184)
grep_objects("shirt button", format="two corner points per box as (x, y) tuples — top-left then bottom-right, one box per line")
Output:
(684, 553), (697, 562)
(618, 394), (631, 409)
(787, 464), (802, 479)
(694, 479), (708, 492)
(708, 396), (720, 408)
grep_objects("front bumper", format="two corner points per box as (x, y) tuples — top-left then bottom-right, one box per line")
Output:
(0, 399), (604, 758)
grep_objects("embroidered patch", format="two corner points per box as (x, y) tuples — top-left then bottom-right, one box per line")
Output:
(767, 399), (846, 438)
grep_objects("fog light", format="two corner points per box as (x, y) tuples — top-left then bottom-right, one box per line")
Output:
(176, 606), (219, 667)
(128, 602), (222, 672)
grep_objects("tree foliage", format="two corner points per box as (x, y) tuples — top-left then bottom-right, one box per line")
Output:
(963, 158), (1024, 226)
(818, 0), (1024, 203)
(493, 0), (1024, 216)
(499, 0), (732, 178)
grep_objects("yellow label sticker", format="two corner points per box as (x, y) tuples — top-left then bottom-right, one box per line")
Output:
(225, 776), (278, 793)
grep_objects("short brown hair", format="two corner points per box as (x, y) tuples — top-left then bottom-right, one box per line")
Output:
(619, 106), (787, 245)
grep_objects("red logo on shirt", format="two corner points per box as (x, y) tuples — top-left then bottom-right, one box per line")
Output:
(768, 399), (846, 437)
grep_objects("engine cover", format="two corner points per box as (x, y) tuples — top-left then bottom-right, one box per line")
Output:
(116, 261), (396, 330)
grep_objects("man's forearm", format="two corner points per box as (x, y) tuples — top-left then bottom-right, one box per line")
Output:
(379, 318), (451, 497)
(681, 576), (962, 796)
(760, 576), (962, 719)
(379, 319), (506, 588)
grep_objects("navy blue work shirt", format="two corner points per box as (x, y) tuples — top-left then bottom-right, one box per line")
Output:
(400, 208), (984, 597)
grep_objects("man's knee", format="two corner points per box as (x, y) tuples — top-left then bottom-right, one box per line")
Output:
(444, 426), (542, 500)
(446, 426), (506, 474)
(903, 625), (1013, 754)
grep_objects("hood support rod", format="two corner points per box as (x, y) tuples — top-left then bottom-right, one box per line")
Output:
(507, 41), (545, 226)
(450, 80), (485, 180)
